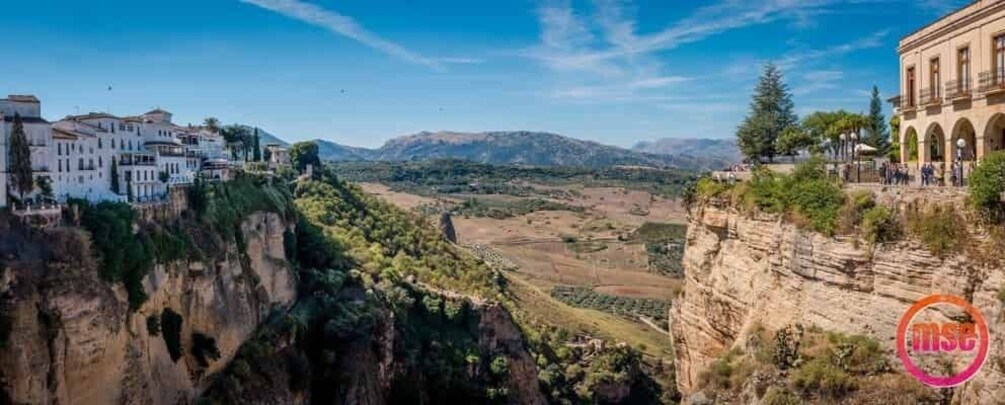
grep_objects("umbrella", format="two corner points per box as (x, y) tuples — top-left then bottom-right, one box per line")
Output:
(854, 144), (878, 154)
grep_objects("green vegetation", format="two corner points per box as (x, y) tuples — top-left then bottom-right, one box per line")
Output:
(192, 332), (222, 368)
(866, 85), (891, 157)
(8, 113), (33, 200)
(289, 141), (321, 173)
(628, 222), (687, 277)
(146, 315), (161, 336)
(76, 201), (155, 309)
(161, 308), (184, 362)
(331, 159), (698, 198)
(437, 196), (584, 219)
(695, 325), (925, 403)
(736, 63), (798, 163)
(969, 150), (1005, 223)
(905, 204), (968, 258)
(73, 173), (293, 310)
(550, 286), (670, 330)
(730, 158), (844, 235)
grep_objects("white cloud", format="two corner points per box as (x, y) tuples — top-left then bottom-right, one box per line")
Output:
(792, 70), (844, 95)
(240, 0), (444, 69)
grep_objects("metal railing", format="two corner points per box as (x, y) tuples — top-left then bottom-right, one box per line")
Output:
(978, 69), (1005, 93)
(946, 78), (971, 100)
(920, 87), (942, 106)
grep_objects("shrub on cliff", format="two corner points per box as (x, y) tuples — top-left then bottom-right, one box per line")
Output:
(75, 200), (155, 309)
(969, 150), (1005, 223)
(905, 204), (967, 257)
(161, 308), (184, 362)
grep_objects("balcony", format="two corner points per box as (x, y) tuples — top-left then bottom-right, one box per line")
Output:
(978, 70), (1005, 94)
(920, 87), (942, 106)
(889, 95), (917, 112)
(946, 79), (972, 100)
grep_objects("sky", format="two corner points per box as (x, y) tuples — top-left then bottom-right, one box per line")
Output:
(0, 0), (973, 148)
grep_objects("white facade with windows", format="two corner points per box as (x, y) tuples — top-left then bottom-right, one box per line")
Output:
(1, 95), (242, 207)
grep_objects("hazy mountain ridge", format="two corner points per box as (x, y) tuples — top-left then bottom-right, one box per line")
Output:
(632, 138), (741, 165)
(308, 131), (732, 170)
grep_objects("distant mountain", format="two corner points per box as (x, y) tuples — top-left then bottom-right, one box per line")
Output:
(315, 139), (373, 161)
(632, 138), (741, 167)
(266, 130), (733, 171)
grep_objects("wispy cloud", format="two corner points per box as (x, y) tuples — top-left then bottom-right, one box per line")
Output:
(778, 30), (889, 70)
(792, 70), (844, 95)
(436, 57), (485, 64)
(240, 0), (443, 69)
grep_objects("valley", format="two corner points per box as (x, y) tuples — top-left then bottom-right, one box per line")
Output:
(355, 163), (689, 360)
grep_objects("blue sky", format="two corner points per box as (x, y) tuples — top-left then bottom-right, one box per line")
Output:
(0, 0), (971, 148)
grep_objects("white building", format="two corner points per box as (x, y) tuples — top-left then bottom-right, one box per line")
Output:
(0, 95), (54, 207)
(2, 96), (256, 207)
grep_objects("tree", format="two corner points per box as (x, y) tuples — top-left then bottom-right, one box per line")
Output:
(889, 116), (902, 161)
(290, 141), (321, 173)
(8, 113), (34, 201)
(263, 146), (273, 163)
(737, 63), (798, 163)
(866, 86), (890, 156)
(203, 117), (221, 134)
(37, 176), (53, 201)
(252, 128), (262, 162)
(110, 160), (120, 194)
(776, 127), (815, 162)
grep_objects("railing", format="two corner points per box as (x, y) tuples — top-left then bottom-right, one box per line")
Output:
(159, 151), (185, 158)
(920, 87), (941, 106)
(889, 95), (917, 110)
(77, 165), (96, 171)
(946, 78), (971, 100)
(120, 159), (157, 166)
(978, 69), (1005, 93)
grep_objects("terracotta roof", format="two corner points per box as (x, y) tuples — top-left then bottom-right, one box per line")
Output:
(52, 128), (78, 140)
(144, 108), (170, 115)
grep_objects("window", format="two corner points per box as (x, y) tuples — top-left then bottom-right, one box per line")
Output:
(99, 156), (103, 168)
(959, 47), (970, 86)
(79, 158), (84, 170)
(111, 139), (116, 149)
(930, 57), (940, 97)
(58, 160), (62, 172)
(98, 138), (102, 149)
(996, 34), (1005, 81)
(907, 67), (916, 106)
(57, 143), (62, 156)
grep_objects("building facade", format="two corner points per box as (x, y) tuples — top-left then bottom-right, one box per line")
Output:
(895, 0), (1005, 166)
(0, 95), (239, 207)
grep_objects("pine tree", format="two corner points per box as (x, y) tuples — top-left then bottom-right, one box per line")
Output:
(866, 85), (890, 156)
(736, 63), (798, 163)
(253, 128), (262, 162)
(8, 113), (34, 201)
(110, 160), (120, 194)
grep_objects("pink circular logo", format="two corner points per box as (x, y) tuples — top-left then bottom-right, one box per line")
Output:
(895, 294), (990, 388)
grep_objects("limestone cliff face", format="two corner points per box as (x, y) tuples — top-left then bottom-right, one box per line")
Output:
(672, 201), (1005, 403)
(0, 211), (295, 405)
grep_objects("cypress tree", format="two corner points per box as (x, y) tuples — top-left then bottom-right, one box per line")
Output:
(737, 63), (798, 163)
(866, 85), (890, 156)
(110, 160), (120, 194)
(253, 128), (262, 162)
(8, 113), (34, 200)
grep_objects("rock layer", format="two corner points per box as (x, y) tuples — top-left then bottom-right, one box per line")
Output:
(672, 202), (1005, 403)
(0, 212), (294, 405)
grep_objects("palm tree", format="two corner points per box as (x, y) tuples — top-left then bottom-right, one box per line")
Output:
(203, 117), (221, 134)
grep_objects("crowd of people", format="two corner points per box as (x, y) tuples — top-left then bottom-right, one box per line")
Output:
(878, 162), (912, 185)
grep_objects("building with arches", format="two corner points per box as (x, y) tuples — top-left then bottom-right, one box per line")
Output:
(894, 0), (1005, 167)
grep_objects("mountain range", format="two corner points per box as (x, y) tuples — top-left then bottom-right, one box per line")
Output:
(254, 129), (740, 171)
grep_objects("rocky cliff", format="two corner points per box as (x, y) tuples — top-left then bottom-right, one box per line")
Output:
(0, 211), (295, 404)
(672, 190), (1005, 403)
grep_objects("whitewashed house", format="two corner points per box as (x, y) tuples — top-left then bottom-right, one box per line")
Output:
(51, 119), (122, 202)
(0, 95), (54, 206)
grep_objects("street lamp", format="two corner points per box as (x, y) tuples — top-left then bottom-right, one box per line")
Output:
(957, 138), (967, 187)
(851, 131), (861, 183)
(839, 133), (847, 161)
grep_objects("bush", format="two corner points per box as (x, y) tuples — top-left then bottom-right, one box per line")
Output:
(906, 204), (966, 257)
(791, 359), (855, 397)
(762, 386), (801, 405)
(146, 315), (161, 336)
(75, 201), (155, 309)
(861, 206), (900, 245)
(161, 308), (184, 362)
(193, 332), (222, 367)
(969, 150), (1005, 222)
